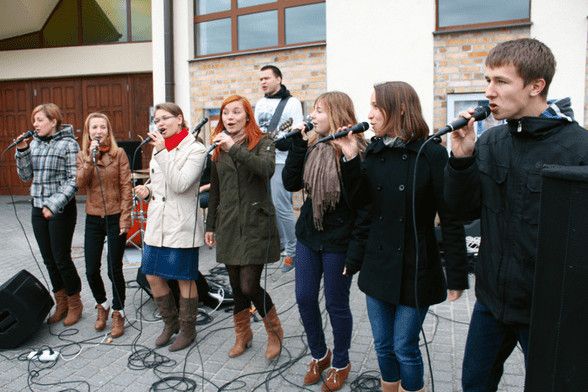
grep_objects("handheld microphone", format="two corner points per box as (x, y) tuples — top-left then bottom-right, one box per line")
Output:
(275, 120), (314, 140)
(92, 137), (100, 161)
(138, 129), (162, 149)
(192, 118), (209, 137)
(432, 105), (491, 138)
(206, 130), (229, 154)
(316, 122), (369, 144)
(8, 130), (35, 149)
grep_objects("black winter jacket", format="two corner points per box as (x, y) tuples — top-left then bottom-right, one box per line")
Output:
(444, 105), (588, 324)
(282, 141), (370, 266)
(341, 137), (469, 308)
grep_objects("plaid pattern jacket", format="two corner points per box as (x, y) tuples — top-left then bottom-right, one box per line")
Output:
(16, 125), (79, 214)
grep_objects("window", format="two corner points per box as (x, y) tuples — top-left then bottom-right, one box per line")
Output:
(194, 0), (325, 57)
(436, 0), (530, 31)
(0, 0), (151, 51)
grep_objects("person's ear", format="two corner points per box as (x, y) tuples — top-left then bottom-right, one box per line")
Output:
(530, 78), (546, 97)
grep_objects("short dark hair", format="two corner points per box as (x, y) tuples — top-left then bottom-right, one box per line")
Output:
(373, 81), (429, 141)
(31, 103), (63, 129)
(486, 38), (556, 98)
(260, 65), (282, 80)
(154, 102), (188, 130)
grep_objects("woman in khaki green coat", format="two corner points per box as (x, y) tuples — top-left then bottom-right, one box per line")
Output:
(205, 95), (283, 360)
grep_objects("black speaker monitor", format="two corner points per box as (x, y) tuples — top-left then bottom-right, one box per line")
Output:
(0, 270), (54, 349)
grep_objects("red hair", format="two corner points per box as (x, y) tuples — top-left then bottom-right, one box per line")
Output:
(211, 95), (263, 162)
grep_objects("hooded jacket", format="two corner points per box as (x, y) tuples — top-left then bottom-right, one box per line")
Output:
(444, 98), (588, 324)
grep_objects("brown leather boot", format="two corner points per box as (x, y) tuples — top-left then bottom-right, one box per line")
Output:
(63, 292), (83, 326)
(48, 289), (68, 324)
(262, 305), (283, 360)
(94, 304), (110, 331)
(111, 310), (125, 338)
(154, 291), (179, 346)
(382, 379), (401, 392)
(169, 297), (198, 352)
(322, 362), (351, 392)
(228, 308), (253, 358)
(304, 348), (331, 385)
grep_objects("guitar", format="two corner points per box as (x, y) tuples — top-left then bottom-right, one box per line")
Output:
(270, 117), (293, 139)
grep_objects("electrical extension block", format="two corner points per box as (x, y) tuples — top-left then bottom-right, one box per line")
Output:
(27, 349), (59, 362)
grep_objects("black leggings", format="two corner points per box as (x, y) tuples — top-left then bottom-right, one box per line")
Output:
(226, 264), (274, 317)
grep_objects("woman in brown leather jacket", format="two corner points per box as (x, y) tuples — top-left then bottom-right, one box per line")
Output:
(77, 112), (133, 338)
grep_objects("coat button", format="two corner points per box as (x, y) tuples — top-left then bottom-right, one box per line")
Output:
(379, 215), (384, 220)
(399, 216), (403, 222)
(397, 246), (402, 252)
(223, 187), (227, 191)
(162, 197), (166, 202)
(152, 196), (155, 200)
(224, 203), (227, 207)
(378, 245), (382, 250)
(319, 245), (324, 251)
(399, 185), (405, 191)
(235, 202), (238, 206)
(221, 171), (224, 174)
(381, 157), (386, 162)
(337, 217), (344, 223)
(377, 184), (382, 191)
(402, 154), (408, 160)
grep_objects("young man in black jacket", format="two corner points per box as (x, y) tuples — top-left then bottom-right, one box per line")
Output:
(444, 38), (588, 391)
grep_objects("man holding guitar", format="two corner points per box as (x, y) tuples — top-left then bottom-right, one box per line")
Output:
(254, 65), (303, 273)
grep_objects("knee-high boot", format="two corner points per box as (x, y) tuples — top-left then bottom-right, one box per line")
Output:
(169, 296), (198, 352)
(262, 305), (283, 360)
(154, 291), (179, 346)
(229, 308), (253, 357)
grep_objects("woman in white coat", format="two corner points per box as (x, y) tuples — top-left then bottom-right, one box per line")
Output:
(134, 102), (206, 352)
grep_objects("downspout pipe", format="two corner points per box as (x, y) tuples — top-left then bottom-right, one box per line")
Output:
(164, 0), (175, 102)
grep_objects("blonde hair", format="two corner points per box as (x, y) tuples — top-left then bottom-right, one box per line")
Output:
(80, 112), (119, 161)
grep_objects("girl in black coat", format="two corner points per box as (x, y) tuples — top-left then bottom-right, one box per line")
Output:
(282, 91), (369, 392)
(335, 82), (469, 392)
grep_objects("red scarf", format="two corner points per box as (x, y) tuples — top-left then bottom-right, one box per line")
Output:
(89, 138), (111, 156)
(165, 128), (188, 151)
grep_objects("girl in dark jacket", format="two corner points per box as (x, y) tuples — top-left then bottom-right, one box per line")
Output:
(77, 113), (133, 338)
(204, 95), (283, 360)
(282, 91), (369, 392)
(335, 82), (469, 392)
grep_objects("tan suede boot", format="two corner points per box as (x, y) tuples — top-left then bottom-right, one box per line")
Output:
(111, 310), (125, 338)
(399, 383), (425, 392)
(154, 291), (179, 346)
(262, 305), (283, 360)
(381, 379), (401, 392)
(94, 304), (110, 331)
(63, 292), (83, 326)
(48, 288), (68, 324)
(228, 308), (253, 357)
(169, 297), (198, 352)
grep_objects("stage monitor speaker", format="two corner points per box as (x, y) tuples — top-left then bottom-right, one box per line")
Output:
(526, 166), (588, 392)
(0, 270), (54, 349)
(118, 141), (142, 171)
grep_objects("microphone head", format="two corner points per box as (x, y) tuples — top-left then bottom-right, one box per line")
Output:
(358, 122), (369, 132)
(305, 120), (314, 131)
(472, 106), (492, 121)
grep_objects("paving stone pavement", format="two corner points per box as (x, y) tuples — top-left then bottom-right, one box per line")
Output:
(0, 195), (526, 391)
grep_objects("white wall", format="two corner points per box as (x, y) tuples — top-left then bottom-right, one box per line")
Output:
(152, 0), (194, 127)
(531, 0), (588, 125)
(0, 42), (152, 81)
(326, 0), (436, 129)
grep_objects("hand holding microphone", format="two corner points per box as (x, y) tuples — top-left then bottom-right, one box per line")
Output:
(10, 130), (35, 149)
(207, 130), (230, 153)
(441, 106), (492, 158)
(329, 122), (369, 160)
(91, 137), (100, 161)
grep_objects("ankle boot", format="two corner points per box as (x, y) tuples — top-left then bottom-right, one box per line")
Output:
(229, 308), (253, 357)
(169, 296), (198, 352)
(111, 310), (125, 338)
(63, 292), (83, 326)
(262, 305), (283, 360)
(48, 289), (68, 324)
(95, 304), (110, 331)
(381, 379), (401, 392)
(399, 383), (425, 392)
(154, 291), (179, 346)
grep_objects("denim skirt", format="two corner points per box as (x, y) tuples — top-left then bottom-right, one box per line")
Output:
(141, 244), (199, 280)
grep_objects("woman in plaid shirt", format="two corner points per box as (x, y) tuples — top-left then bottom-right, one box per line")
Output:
(15, 103), (83, 327)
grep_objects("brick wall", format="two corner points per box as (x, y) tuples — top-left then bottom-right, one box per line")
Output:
(189, 44), (327, 216)
(433, 27), (530, 135)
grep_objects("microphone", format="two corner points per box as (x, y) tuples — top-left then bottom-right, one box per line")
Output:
(192, 117), (209, 137)
(138, 129), (162, 149)
(275, 120), (314, 140)
(8, 130), (35, 149)
(432, 105), (491, 138)
(316, 122), (369, 144)
(206, 130), (229, 154)
(92, 137), (100, 161)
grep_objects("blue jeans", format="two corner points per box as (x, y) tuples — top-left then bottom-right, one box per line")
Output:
(462, 300), (529, 392)
(366, 295), (428, 390)
(295, 241), (352, 368)
(271, 163), (296, 258)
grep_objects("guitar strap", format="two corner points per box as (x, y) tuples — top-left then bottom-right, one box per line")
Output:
(267, 96), (290, 137)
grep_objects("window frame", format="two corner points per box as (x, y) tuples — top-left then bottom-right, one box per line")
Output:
(194, 0), (325, 58)
(435, 0), (531, 32)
